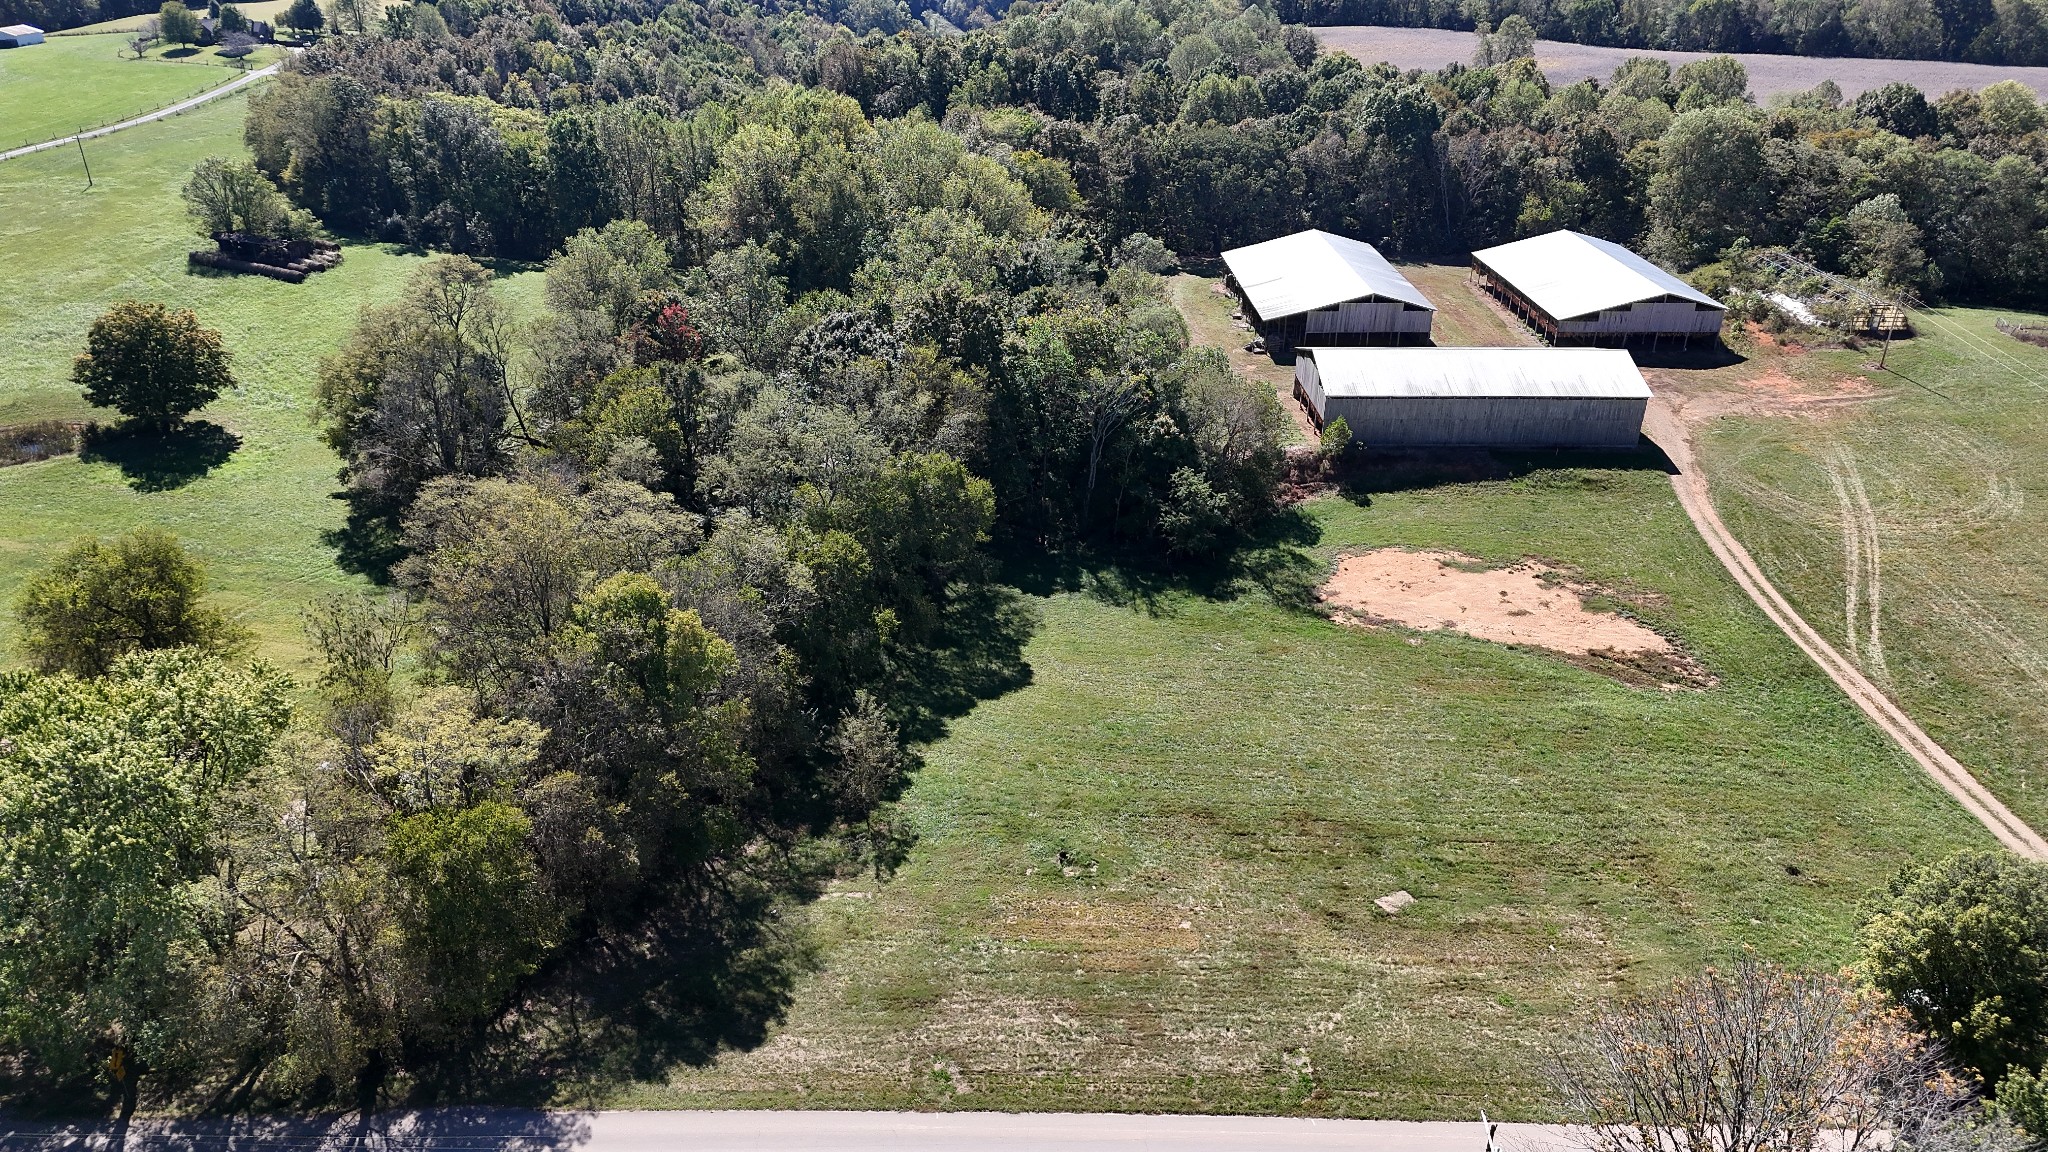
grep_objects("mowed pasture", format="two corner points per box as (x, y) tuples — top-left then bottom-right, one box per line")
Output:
(0, 91), (543, 668)
(0, 33), (261, 151)
(631, 274), (1994, 1116)
(1683, 312), (2048, 837)
(64, 0), (294, 33)
(0, 80), (2012, 1118)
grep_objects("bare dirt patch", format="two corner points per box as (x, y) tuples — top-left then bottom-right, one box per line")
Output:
(1320, 548), (1709, 687)
(1642, 350), (1879, 426)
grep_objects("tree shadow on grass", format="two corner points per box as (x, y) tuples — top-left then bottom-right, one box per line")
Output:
(1333, 439), (1679, 506)
(998, 500), (1326, 620)
(401, 882), (814, 1109)
(320, 498), (406, 584)
(888, 579), (1039, 744)
(79, 420), (239, 492)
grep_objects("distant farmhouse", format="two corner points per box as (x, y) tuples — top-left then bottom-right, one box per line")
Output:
(0, 23), (45, 46)
(1222, 230), (1435, 347)
(200, 15), (275, 39)
(1472, 230), (1724, 347)
(1294, 346), (1650, 449)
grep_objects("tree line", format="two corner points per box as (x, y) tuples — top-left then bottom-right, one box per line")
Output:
(0, 23), (1293, 1098)
(243, 0), (2048, 305)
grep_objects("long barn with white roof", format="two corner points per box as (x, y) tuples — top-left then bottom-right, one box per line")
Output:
(1471, 230), (1724, 346)
(1293, 347), (1651, 448)
(1222, 230), (1434, 346)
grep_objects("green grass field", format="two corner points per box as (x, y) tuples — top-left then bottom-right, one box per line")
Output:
(64, 0), (294, 34)
(634, 468), (1990, 1116)
(0, 91), (541, 669)
(0, 83), (2009, 1119)
(1691, 312), (2048, 836)
(0, 33), (269, 151)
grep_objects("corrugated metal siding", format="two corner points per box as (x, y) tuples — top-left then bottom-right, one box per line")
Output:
(1322, 394), (1648, 448)
(1303, 302), (1435, 336)
(1558, 302), (1725, 336)
(1297, 354), (1327, 421)
(1293, 346), (1650, 446)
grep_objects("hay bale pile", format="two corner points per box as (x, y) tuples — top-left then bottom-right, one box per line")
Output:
(188, 233), (343, 283)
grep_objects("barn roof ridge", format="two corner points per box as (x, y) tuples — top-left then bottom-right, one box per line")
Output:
(1299, 345), (1652, 400)
(1471, 230), (1722, 321)
(1221, 229), (1436, 320)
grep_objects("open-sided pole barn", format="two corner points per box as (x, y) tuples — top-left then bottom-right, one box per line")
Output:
(1471, 230), (1724, 348)
(1222, 231), (1435, 348)
(1293, 346), (1651, 449)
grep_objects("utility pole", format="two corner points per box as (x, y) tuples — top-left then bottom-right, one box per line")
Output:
(1876, 292), (1915, 371)
(75, 130), (92, 188)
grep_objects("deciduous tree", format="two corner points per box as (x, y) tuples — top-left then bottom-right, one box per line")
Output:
(14, 529), (248, 677)
(73, 301), (235, 431)
(0, 651), (290, 1102)
(157, 1), (200, 45)
(1861, 850), (2048, 1087)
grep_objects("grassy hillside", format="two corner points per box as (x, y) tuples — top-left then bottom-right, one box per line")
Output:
(64, 0), (295, 33)
(0, 33), (263, 151)
(0, 92), (542, 668)
(635, 467), (1989, 1117)
(1694, 311), (2048, 834)
(0, 78), (2006, 1121)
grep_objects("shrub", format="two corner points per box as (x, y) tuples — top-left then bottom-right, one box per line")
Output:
(1553, 960), (2021, 1152)
(1861, 849), (2048, 1087)
(14, 528), (248, 677)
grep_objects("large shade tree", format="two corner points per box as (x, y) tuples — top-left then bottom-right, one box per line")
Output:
(72, 301), (235, 431)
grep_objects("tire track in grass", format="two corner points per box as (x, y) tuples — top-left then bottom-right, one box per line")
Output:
(1821, 444), (1886, 677)
(1647, 398), (2048, 860)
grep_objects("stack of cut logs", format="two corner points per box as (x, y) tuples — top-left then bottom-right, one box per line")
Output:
(188, 233), (344, 283)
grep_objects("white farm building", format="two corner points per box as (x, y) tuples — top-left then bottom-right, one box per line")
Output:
(0, 23), (45, 45)
(1294, 347), (1651, 449)
(1471, 230), (1724, 346)
(1222, 230), (1434, 346)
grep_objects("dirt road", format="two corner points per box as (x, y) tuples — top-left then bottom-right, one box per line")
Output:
(1644, 397), (2048, 859)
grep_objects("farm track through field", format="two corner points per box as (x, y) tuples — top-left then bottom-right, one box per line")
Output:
(1647, 397), (2048, 859)
(1821, 444), (1886, 676)
(0, 58), (281, 163)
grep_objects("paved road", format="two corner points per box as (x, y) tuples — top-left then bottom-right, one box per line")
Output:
(1643, 396), (2048, 860)
(0, 59), (282, 164)
(0, 1109), (1573, 1151)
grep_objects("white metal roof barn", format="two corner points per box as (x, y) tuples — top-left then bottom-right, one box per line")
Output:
(1471, 230), (1724, 346)
(1222, 230), (1434, 345)
(1293, 346), (1652, 448)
